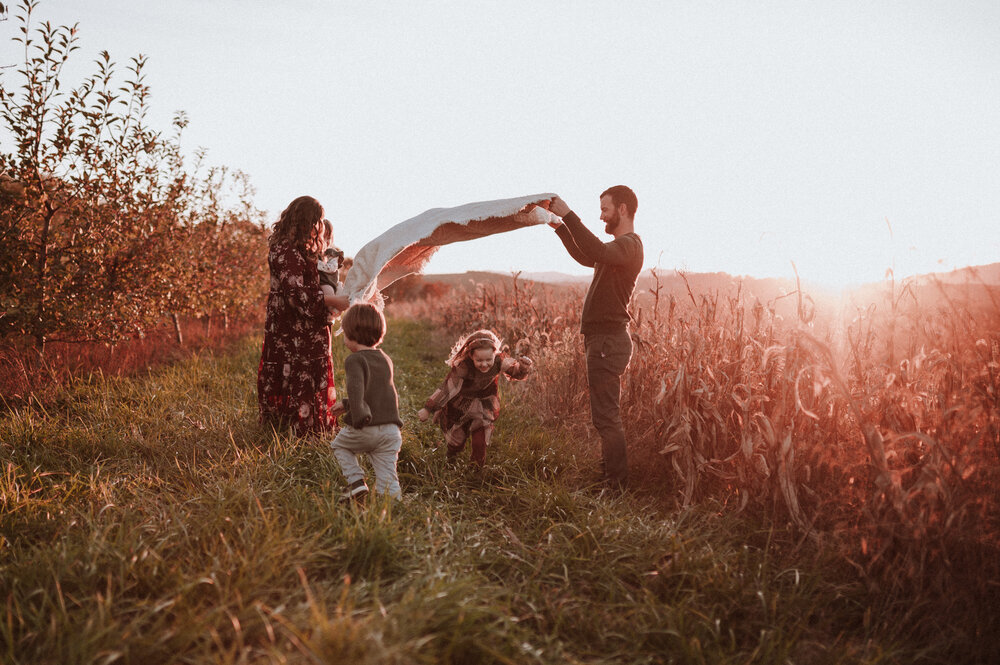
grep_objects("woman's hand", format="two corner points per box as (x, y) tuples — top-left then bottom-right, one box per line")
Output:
(325, 293), (350, 311)
(417, 408), (431, 422)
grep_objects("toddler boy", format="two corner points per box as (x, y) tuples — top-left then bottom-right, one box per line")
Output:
(330, 303), (403, 503)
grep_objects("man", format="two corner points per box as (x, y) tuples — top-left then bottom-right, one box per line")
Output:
(548, 186), (643, 488)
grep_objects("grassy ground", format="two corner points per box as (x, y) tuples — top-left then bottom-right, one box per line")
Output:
(0, 318), (932, 664)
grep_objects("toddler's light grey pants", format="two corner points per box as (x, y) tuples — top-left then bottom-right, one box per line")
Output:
(331, 423), (402, 498)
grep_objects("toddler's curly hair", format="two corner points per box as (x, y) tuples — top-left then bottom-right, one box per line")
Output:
(446, 329), (502, 368)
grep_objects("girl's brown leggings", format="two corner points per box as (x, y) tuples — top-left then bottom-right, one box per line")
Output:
(446, 426), (490, 466)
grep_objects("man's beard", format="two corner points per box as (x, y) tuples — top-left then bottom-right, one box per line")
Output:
(604, 210), (620, 234)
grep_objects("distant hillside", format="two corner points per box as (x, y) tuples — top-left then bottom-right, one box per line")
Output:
(422, 269), (813, 303)
(423, 268), (792, 293)
(426, 261), (1000, 292)
(411, 271), (538, 291)
(417, 269), (834, 313)
(418, 263), (1000, 318)
(517, 271), (592, 285)
(911, 262), (1000, 286)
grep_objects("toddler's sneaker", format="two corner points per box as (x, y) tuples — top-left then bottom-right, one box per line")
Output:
(340, 479), (369, 505)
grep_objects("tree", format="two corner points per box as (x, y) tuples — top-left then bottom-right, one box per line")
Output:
(0, 0), (268, 354)
(1, 2), (170, 350)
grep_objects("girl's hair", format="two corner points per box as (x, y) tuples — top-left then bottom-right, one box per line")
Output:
(269, 196), (324, 256)
(341, 303), (386, 348)
(446, 329), (502, 367)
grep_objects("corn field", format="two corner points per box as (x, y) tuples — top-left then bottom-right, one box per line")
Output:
(392, 271), (1000, 638)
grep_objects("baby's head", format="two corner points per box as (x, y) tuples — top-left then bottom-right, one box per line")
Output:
(341, 303), (385, 350)
(322, 218), (334, 250)
(449, 329), (502, 373)
(324, 245), (345, 268)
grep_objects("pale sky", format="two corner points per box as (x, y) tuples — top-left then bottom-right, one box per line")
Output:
(3, 0), (999, 287)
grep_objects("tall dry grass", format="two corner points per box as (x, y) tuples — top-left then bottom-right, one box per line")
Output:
(4, 319), (918, 664)
(393, 271), (1000, 654)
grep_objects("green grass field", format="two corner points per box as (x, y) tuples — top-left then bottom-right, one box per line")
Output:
(0, 319), (942, 664)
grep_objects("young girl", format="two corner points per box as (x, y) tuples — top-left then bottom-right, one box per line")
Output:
(417, 330), (533, 467)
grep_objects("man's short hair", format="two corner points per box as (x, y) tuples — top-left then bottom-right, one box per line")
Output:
(341, 303), (385, 347)
(601, 185), (638, 218)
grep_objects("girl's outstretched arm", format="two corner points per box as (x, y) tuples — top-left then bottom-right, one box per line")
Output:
(501, 354), (533, 380)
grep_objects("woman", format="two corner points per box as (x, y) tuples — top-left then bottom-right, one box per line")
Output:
(257, 196), (350, 436)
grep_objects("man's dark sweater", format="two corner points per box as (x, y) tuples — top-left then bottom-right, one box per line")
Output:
(341, 348), (403, 429)
(555, 211), (644, 335)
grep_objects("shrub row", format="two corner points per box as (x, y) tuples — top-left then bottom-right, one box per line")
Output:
(0, 1), (268, 355)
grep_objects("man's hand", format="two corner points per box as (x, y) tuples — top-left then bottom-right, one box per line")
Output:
(417, 407), (431, 422)
(526, 199), (562, 228)
(548, 195), (571, 218)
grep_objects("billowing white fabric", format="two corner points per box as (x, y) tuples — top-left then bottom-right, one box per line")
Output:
(343, 193), (559, 303)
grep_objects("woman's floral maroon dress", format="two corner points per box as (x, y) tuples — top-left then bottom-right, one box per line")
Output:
(257, 239), (336, 436)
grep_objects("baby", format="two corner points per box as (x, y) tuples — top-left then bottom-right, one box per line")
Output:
(318, 219), (344, 301)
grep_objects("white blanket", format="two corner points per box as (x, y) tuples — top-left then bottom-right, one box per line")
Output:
(343, 193), (559, 303)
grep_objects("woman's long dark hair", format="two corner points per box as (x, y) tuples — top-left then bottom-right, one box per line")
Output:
(269, 196), (324, 257)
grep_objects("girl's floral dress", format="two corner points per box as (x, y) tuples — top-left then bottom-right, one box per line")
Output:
(257, 239), (337, 436)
